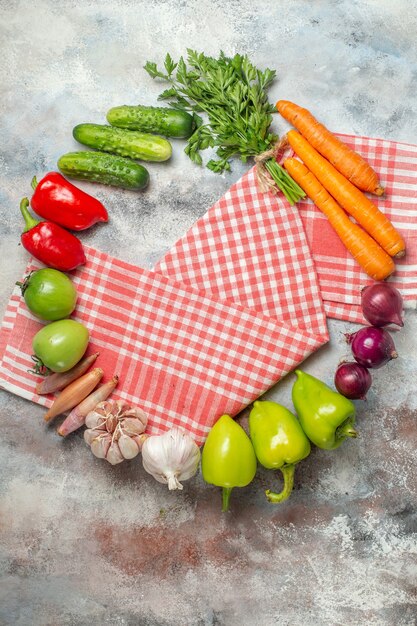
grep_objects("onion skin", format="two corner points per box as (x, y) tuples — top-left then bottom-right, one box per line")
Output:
(335, 362), (372, 400)
(361, 283), (404, 328)
(347, 327), (398, 369)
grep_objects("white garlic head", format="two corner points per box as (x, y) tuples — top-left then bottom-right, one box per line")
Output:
(141, 427), (201, 490)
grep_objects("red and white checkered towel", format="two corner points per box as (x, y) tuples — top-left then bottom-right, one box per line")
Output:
(0, 133), (416, 443)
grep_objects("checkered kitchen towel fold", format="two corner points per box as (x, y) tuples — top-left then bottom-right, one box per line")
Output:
(155, 134), (417, 325)
(0, 133), (415, 443)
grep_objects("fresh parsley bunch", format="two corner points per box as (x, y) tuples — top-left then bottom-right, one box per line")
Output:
(144, 50), (305, 204)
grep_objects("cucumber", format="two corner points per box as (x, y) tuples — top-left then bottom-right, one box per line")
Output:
(73, 123), (172, 162)
(106, 105), (196, 138)
(57, 151), (149, 190)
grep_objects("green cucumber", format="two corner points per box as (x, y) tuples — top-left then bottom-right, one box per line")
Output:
(106, 105), (196, 138)
(57, 151), (149, 190)
(73, 123), (172, 162)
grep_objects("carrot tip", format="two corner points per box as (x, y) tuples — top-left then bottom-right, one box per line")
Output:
(374, 186), (385, 196)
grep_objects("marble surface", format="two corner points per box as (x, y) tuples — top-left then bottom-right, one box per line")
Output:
(1, 1), (417, 625)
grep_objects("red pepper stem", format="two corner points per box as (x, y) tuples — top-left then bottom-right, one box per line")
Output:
(31, 176), (38, 190)
(265, 463), (295, 504)
(222, 487), (233, 512)
(20, 197), (39, 232)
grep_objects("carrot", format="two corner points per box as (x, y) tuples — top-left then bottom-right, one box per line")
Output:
(283, 158), (395, 281)
(43, 368), (104, 423)
(277, 100), (385, 196)
(286, 130), (406, 258)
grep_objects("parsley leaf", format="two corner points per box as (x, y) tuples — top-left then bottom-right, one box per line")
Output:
(144, 50), (305, 204)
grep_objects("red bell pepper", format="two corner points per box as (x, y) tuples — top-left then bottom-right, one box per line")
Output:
(20, 197), (86, 271)
(30, 172), (108, 231)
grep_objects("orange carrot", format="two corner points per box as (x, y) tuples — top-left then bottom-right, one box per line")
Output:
(286, 130), (405, 258)
(277, 100), (385, 196)
(44, 368), (104, 423)
(283, 158), (395, 281)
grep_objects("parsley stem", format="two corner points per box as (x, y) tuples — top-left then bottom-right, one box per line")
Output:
(264, 159), (306, 205)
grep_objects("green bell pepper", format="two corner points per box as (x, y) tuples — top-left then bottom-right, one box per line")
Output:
(201, 414), (257, 512)
(292, 370), (357, 450)
(249, 400), (311, 503)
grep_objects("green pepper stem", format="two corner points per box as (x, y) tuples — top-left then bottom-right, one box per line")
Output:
(337, 420), (358, 440)
(31, 176), (38, 190)
(265, 464), (296, 504)
(20, 197), (39, 232)
(222, 487), (233, 512)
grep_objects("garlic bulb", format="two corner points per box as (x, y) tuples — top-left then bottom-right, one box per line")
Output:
(84, 400), (148, 465)
(141, 427), (201, 490)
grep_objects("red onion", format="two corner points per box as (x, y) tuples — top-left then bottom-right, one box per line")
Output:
(334, 362), (372, 399)
(361, 283), (404, 327)
(347, 326), (398, 369)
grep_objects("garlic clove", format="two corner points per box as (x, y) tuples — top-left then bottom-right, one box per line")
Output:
(105, 414), (118, 433)
(118, 434), (140, 460)
(112, 400), (129, 419)
(120, 417), (147, 436)
(132, 433), (149, 451)
(94, 400), (112, 414)
(84, 428), (100, 446)
(121, 407), (148, 427)
(116, 400), (131, 413)
(85, 410), (107, 430)
(91, 434), (112, 459)
(106, 441), (124, 465)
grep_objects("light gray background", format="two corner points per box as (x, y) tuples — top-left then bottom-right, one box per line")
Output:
(1, 1), (416, 625)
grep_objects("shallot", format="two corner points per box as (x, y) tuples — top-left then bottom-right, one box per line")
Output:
(57, 375), (119, 437)
(43, 367), (103, 422)
(36, 352), (100, 395)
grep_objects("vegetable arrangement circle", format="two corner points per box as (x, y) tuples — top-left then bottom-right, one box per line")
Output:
(9, 50), (410, 512)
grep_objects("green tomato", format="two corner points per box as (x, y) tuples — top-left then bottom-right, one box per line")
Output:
(32, 319), (89, 373)
(18, 268), (77, 321)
